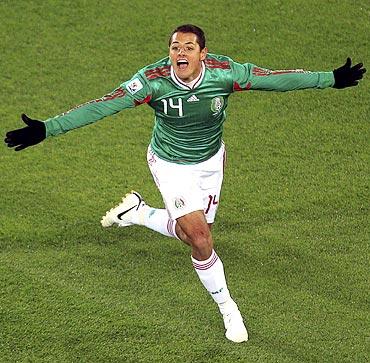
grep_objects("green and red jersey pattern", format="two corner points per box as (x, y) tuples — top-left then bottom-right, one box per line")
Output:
(45, 54), (334, 164)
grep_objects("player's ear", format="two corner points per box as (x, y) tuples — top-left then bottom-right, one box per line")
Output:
(200, 47), (208, 61)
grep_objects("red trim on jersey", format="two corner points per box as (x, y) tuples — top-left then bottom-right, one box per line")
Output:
(95, 87), (126, 102)
(233, 81), (251, 91)
(145, 65), (171, 80)
(252, 67), (271, 76)
(252, 67), (306, 76)
(63, 87), (126, 114)
(134, 95), (152, 106)
(270, 69), (305, 75)
(205, 58), (231, 69)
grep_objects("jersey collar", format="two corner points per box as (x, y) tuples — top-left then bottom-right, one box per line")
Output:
(170, 62), (205, 90)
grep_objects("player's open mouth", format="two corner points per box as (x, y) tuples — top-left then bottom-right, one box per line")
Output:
(177, 59), (189, 70)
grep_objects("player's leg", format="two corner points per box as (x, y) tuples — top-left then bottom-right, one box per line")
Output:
(179, 225), (248, 344)
(173, 145), (247, 342)
(175, 210), (213, 260)
(175, 210), (248, 343)
(101, 146), (180, 236)
(101, 145), (248, 342)
(101, 190), (178, 238)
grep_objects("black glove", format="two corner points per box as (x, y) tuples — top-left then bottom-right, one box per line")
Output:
(4, 114), (46, 151)
(333, 58), (366, 89)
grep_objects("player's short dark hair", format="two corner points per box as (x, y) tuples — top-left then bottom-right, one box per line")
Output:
(169, 24), (206, 50)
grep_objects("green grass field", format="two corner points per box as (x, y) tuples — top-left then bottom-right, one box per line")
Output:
(1, 1), (369, 362)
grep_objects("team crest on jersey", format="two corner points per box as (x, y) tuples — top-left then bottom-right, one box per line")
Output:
(126, 78), (143, 95)
(211, 96), (224, 114)
(174, 197), (185, 209)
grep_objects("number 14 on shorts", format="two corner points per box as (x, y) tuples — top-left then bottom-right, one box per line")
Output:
(205, 194), (218, 214)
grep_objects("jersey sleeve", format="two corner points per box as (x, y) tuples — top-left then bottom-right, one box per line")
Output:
(230, 60), (335, 92)
(44, 72), (152, 137)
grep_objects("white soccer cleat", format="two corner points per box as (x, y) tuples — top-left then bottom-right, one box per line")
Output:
(223, 308), (249, 343)
(101, 191), (146, 227)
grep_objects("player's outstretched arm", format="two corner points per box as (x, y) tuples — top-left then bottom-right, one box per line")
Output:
(333, 58), (366, 89)
(4, 114), (46, 151)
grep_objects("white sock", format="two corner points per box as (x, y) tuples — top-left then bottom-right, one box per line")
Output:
(192, 250), (235, 313)
(137, 206), (178, 239)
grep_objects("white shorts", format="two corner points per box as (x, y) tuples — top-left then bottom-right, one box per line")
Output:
(147, 143), (226, 223)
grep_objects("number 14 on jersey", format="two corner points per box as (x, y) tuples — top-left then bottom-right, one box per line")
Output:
(161, 98), (183, 117)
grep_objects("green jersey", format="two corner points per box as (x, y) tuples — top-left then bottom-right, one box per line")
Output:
(45, 53), (334, 164)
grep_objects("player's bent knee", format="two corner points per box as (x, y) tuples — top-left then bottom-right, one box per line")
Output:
(188, 233), (213, 259)
(190, 234), (210, 248)
(176, 210), (213, 257)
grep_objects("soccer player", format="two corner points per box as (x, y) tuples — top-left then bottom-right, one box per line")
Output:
(4, 24), (366, 343)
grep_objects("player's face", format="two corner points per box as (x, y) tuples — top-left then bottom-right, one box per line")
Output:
(169, 32), (207, 83)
